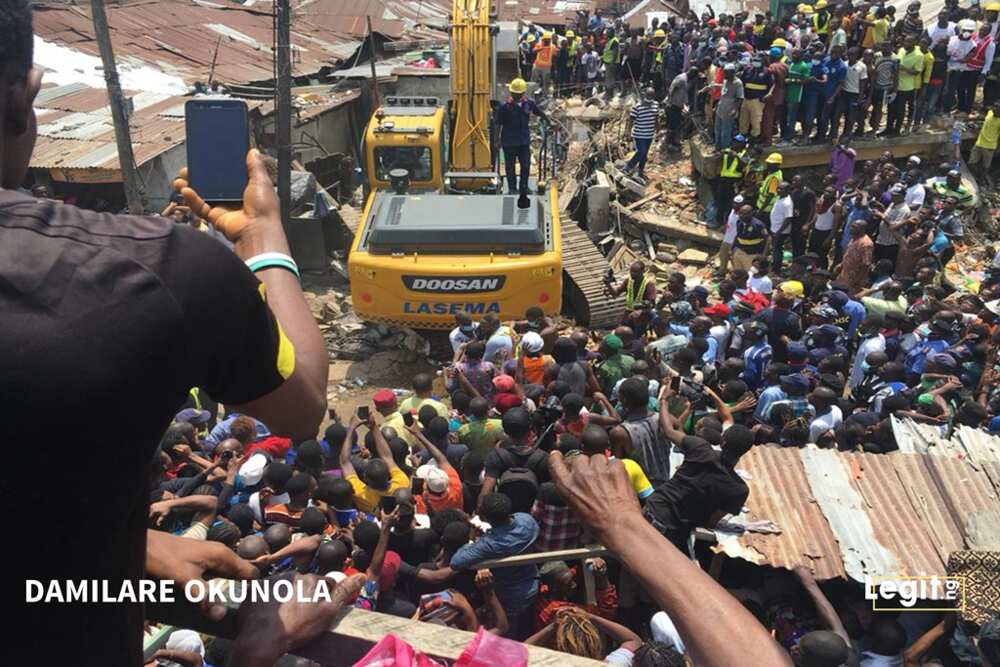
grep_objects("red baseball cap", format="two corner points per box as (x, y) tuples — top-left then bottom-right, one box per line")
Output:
(703, 303), (732, 318)
(372, 389), (396, 407)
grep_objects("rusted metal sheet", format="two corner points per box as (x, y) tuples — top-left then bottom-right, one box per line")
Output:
(736, 446), (847, 580)
(721, 445), (1000, 583)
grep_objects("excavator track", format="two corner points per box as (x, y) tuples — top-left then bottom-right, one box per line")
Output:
(336, 202), (623, 329)
(560, 216), (624, 330)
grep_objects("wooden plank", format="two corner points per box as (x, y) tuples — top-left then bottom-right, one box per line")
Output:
(477, 545), (611, 569)
(625, 190), (662, 211)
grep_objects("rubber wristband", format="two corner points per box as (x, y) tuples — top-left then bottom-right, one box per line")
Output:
(247, 258), (301, 279)
(244, 251), (297, 268)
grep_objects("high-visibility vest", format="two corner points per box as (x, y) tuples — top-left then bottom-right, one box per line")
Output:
(968, 34), (994, 71)
(534, 43), (553, 68)
(625, 275), (652, 309)
(756, 170), (783, 211)
(602, 37), (619, 64)
(568, 39), (579, 58)
(720, 149), (746, 179)
(813, 12), (830, 35)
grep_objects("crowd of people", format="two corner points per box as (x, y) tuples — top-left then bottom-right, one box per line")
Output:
(521, 0), (1000, 162)
(6, 0), (1000, 665)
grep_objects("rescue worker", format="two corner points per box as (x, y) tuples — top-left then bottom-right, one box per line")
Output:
(495, 78), (549, 204)
(716, 134), (749, 227)
(772, 37), (791, 63)
(608, 260), (657, 331)
(813, 0), (831, 44)
(732, 204), (769, 271)
(645, 29), (666, 96)
(565, 30), (579, 94)
(518, 32), (536, 80)
(740, 58), (773, 140)
(603, 27), (620, 96)
(756, 152), (784, 215)
(531, 32), (555, 97)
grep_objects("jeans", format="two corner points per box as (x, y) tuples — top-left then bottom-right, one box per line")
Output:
(502, 144), (531, 196)
(915, 83), (942, 124)
(870, 87), (889, 132)
(809, 228), (833, 268)
(947, 69), (977, 112)
(715, 112), (735, 150)
(784, 100), (801, 139)
(801, 94), (820, 136)
(841, 91), (862, 137)
(716, 176), (740, 225)
(816, 94), (835, 139)
(625, 137), (653, 175)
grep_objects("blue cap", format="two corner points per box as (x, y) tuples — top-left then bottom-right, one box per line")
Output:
(822, 290), (849, 309)
(788, 342), (808, 363)
(733, 134), (747, 143)
(779, 373), (810, 391)
(769, 47), (783, 57)
(175, 408), (211, 425)
(816, 324), (844, 339)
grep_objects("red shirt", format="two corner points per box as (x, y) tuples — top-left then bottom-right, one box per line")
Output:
(245, 435), (291, 460)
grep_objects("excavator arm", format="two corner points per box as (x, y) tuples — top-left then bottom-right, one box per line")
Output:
(449, 0), (495, 187)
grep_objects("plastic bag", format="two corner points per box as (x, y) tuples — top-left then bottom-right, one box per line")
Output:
(454, 628), (529, 667)
(353, 634), (446, 667)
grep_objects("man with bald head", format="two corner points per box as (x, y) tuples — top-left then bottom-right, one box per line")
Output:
(795, 630), (850, 666)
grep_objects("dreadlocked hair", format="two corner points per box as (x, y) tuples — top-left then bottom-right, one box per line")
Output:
(553, 608), (604, 659)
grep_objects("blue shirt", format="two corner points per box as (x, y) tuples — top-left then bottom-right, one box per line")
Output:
(755, 385), (786, 421)
(204, 414), (270, 451)
(821, 57), (847, 98)
(843, 299), (866, 340)
(905, 338), (949, 376)
(742, 341), (773, 390)
(803, 61), (828, 99)
(451, 513), (539, 613)
(495, 97), (543, 147)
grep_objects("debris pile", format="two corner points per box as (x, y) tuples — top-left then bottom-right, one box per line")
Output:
(552, 92), (724, 282)
(302, 276), (431, 362)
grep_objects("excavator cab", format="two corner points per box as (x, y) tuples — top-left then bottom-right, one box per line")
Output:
(363, 99), (446, 193)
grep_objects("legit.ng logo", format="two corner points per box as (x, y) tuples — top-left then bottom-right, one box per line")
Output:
(865, 575), (965, 612)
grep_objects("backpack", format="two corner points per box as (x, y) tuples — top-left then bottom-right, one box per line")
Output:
(494, 447), (546, 514)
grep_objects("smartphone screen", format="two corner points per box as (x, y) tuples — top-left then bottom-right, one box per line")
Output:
(379, 495), (397, 513)
(671, 375), (681, 392)
(328, 408), (337, 421)
(184, 99), (249, 202)
(402, 411), (414, 427)
(357, 406), (370, 421)
(412, 478), (425, 495)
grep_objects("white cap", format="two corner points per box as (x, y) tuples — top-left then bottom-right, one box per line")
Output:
(521, 331), (545, 354)
(238, 453), (269, 486)
(416, 463), (450, 494)
(166, 630), (205, 657)
(325, 570), (347, 583)
(985, 299), (1000, 316)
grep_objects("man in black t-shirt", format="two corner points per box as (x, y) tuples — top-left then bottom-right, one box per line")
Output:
(644, 391), (754, 552)
(2, 4), (339, 664)
(479, 408), (549, 513)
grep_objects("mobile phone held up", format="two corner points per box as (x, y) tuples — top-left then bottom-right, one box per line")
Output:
(357, 405), (370, 422)
(184, 99), (250, 203)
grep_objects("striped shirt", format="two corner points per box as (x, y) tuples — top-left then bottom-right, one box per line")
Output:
(630, 101), (658, 139)
(742, 342), (772, 390)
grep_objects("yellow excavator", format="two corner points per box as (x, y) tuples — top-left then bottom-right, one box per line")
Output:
(347, 0), (563, 329)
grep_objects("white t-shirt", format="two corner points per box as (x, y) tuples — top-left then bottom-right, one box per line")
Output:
(850, 334), (886, 389)
(929, 22), (956, 48)
(809, 405), (843, 442)
(710, 322), (732, 362)
(843, 60), (868, 94)
(770, 195), (794, 234)
(650, 611), (687, 654)
(747, 272), (773, 295)
(449, 325), (477, 352)
(905, 183), (925, 209)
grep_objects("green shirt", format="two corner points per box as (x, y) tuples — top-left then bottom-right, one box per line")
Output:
(398, 396), (449, 419)
(596, 353), (635, 395)
(785, 61), (812, 104)
(458, 418), (504, 453)
(895, 47), (924, 92)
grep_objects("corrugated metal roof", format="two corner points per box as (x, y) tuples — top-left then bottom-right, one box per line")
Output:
(32, 1), (373, 87)
(719, 445), (1000, 582)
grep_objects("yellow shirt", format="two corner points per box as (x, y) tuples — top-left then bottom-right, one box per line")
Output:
(895, 47), (925, 92)
(397, 396), (449, 419)
(872, 18), (890, 45)
(976, 110), (1000, 150)
(347, 467), (411, 513)
(621, 458), (654, 499)
(922, 50), (935, 84)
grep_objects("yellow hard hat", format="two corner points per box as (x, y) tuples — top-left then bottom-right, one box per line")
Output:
(526, 33), (536, 42)
(654, 29), (666, 37)
(509, 78), (528, 94)
(798, 4), (814, 14)
(771, 38), (789, 48)
(566, 29), (575, 37)
(988, 1), (1000, 10)
(542, 31), (552, 39)
(765, 152), (783, 165)
(815, 0), (828, 9)
(779, 280), (804, 298)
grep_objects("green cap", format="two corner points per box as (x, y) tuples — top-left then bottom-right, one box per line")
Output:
(603, 334), (623, 351)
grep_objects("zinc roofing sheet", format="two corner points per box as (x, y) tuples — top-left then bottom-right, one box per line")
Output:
(723, 444), (1000, 581)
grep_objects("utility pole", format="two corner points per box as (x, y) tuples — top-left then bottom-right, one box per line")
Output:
(366, 16), (380, 108)
(91, 0), (145, 214)
(275, 0), (292, 224)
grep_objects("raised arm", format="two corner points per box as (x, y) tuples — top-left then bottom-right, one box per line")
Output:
(549, 452), (791, 667)
(406, 422), (453, 470)
(370, 413), (399, 470)
(793, 565), (851, 648)
(338, 412), (363, 478)
(252, 534), (322, 568)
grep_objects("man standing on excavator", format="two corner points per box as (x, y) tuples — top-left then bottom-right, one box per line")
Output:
(495, 78), (549, 206)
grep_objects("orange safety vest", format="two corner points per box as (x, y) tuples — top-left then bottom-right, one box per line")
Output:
(534, 43), (554, 69)
(522, 355), (548, 385)
(968, 34), (993, 72)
